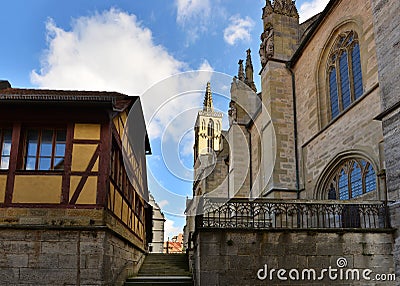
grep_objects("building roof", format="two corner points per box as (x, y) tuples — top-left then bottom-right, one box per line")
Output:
(0, 87), (130, 102)
(0, 82), (152, 154)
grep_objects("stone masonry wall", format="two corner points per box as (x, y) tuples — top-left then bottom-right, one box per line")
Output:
(0, 227), (145, 286)
(370, 0), (400, 279)
(194, 230), (395, 286)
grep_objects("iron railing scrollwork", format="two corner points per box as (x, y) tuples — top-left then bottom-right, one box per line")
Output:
(195, 198), (390, 230)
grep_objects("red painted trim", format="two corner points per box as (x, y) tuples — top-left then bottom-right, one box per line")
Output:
(14, 170), (64, 176)
(61, 123), (74, 204)
(0, 203), (105, 209)
(69, 145), (100, 204)
(72, 139), (101, 144)
(97, 120), (111, 206)
(5, 123), (21, 205)
(70, 171), (99, 176)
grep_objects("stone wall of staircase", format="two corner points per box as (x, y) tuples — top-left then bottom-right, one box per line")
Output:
(0, 227), (145, 286)
(194, 229), (395, 286)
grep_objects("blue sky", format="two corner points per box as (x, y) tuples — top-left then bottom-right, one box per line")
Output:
(0, 0), (329, 239)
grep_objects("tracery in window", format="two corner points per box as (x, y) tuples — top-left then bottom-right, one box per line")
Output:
(327, 158), (376, 200)
(327, 31), (363, 120)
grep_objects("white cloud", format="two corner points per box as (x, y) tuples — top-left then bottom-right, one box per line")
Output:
(30, 9), (215, 143)
(175, 0), (211, 25)
(31, 9), (184, 95)
(174, 0), (225, 45)
(223, 15), (254, 45)
(164, 218), (181, 240)
(299, 0), (330, 23)
(158, 199), (169, 208)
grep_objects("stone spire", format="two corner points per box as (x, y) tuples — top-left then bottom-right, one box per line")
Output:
(245, 49), (257, 92)
(203, 82), (213, 112)
(238, 60), (245, 82)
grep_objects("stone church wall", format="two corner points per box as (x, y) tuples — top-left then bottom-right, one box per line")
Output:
(370, 0), (400, 279)
(293, 0), (383, 199)
(194, 229), (395, 286)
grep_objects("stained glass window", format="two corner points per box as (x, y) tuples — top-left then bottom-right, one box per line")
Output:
(327, 158), (376, 200)
(327, 31), (363, 120)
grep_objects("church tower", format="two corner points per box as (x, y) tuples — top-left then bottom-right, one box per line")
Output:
(193, 82), (223, 163)
(259, 0), (300, 198)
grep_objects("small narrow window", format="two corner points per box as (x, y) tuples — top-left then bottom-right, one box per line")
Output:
(207, 119), (214, 150)
(329, 68), (339, 119)
(0, 129), (12, 170)
(350, 162), (362, 198)
(338, 169), (349, 200)
(365, 164), (376, 193)
(339, 52), (351, 110)
(351, 43), (363, 99)
(24, 128), (66, 171)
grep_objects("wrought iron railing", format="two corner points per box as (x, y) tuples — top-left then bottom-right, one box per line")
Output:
(195, 198), (390, 230)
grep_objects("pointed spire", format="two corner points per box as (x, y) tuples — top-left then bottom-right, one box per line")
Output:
(238, 60), (245, 82)
(203, 82), (213, 112)
(245, 49), (257, 92)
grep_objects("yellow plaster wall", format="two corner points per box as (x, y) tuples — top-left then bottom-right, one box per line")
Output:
(114, 191), (122, 219)
(122, 200), (128, 225)
(74, 124), (101, 140)
(113, 111), (129, 139)
(0, 175), (7, 203)
(71, 144), (98, 172)
(69, 176), (97, 204)
(13, 175), (62, 204)
(108, 184), (114, 209)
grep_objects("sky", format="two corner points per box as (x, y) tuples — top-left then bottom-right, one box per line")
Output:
(0, 0), (330, 240)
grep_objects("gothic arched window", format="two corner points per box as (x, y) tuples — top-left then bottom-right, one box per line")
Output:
(327, 31), (363, 120)
(207, 119), (214, 150)
(326, 158), (376, 200)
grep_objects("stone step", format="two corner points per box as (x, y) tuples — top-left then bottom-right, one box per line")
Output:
(125, 253), (192, 285)
(124, 276), (193, 286)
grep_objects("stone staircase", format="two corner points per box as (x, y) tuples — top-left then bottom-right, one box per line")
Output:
(124, 253), (193, 286)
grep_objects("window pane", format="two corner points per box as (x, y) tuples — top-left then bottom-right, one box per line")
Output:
(25, 157), (36, 170)
(352, 44), (363, 99)
(338, 170), (349, 200)
(27, 130), (38, 156)
(55, 131), (66, 157)
(328, 183), (337, 199)
(40, 130), (53, 157)
(55, 143), (65, 157)
(350, 162), (362, 198)
(54, 157), (64, 170)
(2, 130), (12, 158)
(365, 164), (376, 193)
(0, 157), (9, 169)
(39, 157), (51, 170)
(329, 68), (339, 119)
(339, 52), (351, 110)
